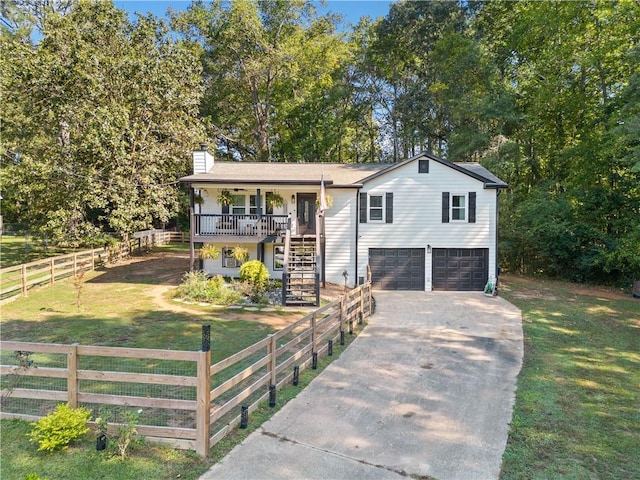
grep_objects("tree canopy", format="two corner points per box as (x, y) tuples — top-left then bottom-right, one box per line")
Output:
(1, 0), (205, 244)
(1, 0), (638, 286)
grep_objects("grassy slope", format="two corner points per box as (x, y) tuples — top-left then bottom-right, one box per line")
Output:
(499, 275), (639, 480)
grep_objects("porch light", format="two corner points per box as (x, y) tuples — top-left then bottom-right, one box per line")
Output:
(291, 194), (295, 204)
(427, 244), (432, 253)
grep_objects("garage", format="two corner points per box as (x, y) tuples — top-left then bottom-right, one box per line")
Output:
(369, 248), (425, 290)
(432, 248), (488, 291)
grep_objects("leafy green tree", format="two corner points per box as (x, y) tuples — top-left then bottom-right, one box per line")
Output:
(478, 0), (640, 286)
(174, 0), (370, 163)
(1, 1), (205, 245)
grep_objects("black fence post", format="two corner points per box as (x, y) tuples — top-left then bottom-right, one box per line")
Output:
(269, 384), (276, 407)
(312, 352), (318, 370)
(240, 405), (249, 428)
(293, 365), (299, 386)
(202, 325), (211, 352)
(328, 339), (333, 356)
(340, 330), (345, 346)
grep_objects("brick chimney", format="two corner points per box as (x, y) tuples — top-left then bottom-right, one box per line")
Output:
(192, 143), (214, 174)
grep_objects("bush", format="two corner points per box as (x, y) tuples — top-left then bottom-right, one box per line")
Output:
(239, 260), (270, 301)
(28, 403), (91, 452)
(176, 270), (210, 301)
(175, 271), (243, 305)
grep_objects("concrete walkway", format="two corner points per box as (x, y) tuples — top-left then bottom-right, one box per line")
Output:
(199, 292), (523, 480)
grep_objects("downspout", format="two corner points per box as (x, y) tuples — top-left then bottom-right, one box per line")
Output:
(354, 188), (360, 288)
(495, 189), (501, 280)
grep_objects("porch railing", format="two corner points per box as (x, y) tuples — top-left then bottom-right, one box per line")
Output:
(193, 214), (288, 238)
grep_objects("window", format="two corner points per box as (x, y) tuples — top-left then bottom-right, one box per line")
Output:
(231, 195), (245, 215)
(360, 192), (393, 223)
(274, 245), (285, 270)
(418, 159), (429, 173)
(249, 195), (258, 215)
(265, 192), (274, 215)
(222, 247), (239, 268)
(451, 194), (466, 221)
(442, 192), (475, 223)
(369, 195), (383, 221)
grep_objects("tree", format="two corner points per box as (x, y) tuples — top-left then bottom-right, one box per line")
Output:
(174, 0), (369, 163)
(477, 0), (640, 285)
(1, 1), (205, 245)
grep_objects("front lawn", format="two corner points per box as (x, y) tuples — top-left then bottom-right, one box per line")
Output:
(0, 246), (351, 479)
(0, 234), (77, 269)
(499, 275), (639, 480)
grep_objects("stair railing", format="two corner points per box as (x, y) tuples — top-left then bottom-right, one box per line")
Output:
(281, 216), (292, 306)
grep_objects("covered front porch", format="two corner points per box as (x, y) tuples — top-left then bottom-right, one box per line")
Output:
(192, 213), (289, 241)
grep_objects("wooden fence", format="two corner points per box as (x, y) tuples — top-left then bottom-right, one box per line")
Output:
(0, 230), (188, 303)
(0, 282), (372, 458)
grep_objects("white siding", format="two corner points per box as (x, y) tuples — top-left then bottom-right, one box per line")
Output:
(201, 243), (259, 278)
(192, 150), (214, 174)
(324, 189), (357, 286)
(356, 160), (498, 290)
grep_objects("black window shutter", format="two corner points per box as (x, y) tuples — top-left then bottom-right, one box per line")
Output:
(385, 192), (393, 223)
(442, 192), (450, 223)
(359, 192), (367, 223)
(468, 192), (476, 223)
(222, 204), (229, 214)
(418, 159), (429, 173)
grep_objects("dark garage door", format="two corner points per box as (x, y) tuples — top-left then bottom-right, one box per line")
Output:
(432, 248), (488, 291)
(369, 248), (425, 290)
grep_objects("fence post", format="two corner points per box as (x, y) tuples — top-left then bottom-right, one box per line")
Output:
(311, 312), (317, 356)
(196, 325), (211, 458)
(50, 258), (55, 285)
(21, 264), (27, 296)
(73, 253), (78, 277)
(268, 334), (277, 386)
(67, 344), (79, 408)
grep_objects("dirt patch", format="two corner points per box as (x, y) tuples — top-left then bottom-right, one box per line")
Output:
(104, 249), (347, 329)
(501, 274), (633, 302)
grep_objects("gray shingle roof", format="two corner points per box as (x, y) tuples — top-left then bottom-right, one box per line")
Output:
(179, 154), (508, 189)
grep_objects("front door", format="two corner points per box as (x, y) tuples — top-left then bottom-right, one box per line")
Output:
(296, 193), (316, 235)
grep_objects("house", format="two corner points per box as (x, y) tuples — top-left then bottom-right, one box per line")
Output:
(179, 146), (508, 305)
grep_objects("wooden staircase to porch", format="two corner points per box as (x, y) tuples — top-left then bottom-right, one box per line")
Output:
(282, 235), (319, 306)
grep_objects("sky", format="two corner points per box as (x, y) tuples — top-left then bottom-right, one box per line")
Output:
(113, 0), (395, 27)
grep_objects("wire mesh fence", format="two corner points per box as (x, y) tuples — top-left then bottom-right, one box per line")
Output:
(0, 281), (373, 457)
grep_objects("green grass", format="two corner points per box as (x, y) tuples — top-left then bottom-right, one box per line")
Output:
(0, 245), (360, 479)
(499, 275), (640, 480)
(0, 235), (79, 269)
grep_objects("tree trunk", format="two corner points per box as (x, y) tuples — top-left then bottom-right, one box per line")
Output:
(633, 280), (640, 299)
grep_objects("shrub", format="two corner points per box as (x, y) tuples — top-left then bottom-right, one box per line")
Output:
(28, 403), (91, 452)
(239, 260), (270, 301)
(176, 270), (210, 301)
(175, 271), (243, 304)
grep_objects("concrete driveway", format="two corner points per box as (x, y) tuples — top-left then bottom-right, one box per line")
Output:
(199, 292), (523, 480)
